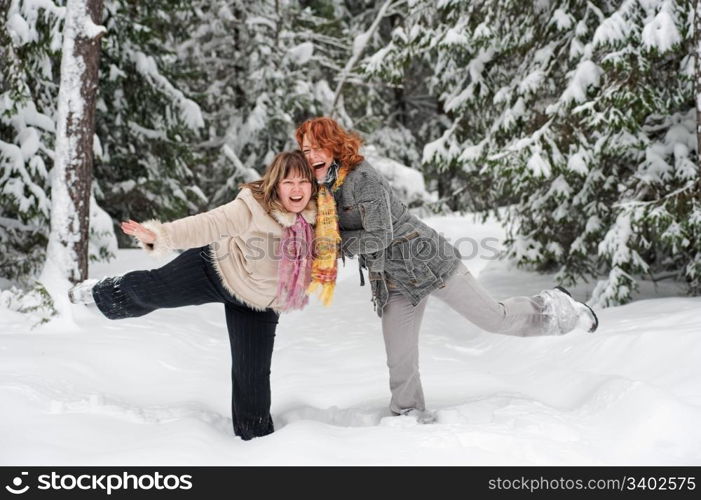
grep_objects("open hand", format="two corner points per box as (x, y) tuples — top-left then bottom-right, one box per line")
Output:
(120, 219), (156, 245)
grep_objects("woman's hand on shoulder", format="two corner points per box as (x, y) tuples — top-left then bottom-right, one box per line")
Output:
(120, 219), (156, 245)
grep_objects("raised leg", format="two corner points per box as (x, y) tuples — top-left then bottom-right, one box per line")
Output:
(92, 246), (226, 320)
(431, 263), (550, 336)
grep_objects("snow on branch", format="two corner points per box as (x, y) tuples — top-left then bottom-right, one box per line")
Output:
(331, 0), (397, 115)
(642, 1), (682, 53)
(561, 60), (603, 104)
(131, 51), (205, 131)
(6, 0), (65, 46)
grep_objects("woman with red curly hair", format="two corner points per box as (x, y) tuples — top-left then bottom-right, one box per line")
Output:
(295, 117), (598, 423)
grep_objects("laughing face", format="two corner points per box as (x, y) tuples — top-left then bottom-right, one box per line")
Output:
(276, 174), (313, 213)
(301, 134), (334, 182)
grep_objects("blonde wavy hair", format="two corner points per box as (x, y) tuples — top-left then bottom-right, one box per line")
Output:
(241, 150), (317, 213)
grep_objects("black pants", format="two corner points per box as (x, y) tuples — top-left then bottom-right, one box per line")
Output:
(92, 246), (279, 440)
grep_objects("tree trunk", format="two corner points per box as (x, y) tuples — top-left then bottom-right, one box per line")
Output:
(46, 0), (105, 286)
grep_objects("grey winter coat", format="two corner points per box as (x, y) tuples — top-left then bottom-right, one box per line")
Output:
(333, 161), (461, 316)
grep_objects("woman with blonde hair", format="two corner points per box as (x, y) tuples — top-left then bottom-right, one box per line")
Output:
(296, 117), (598, 422)
(68, 150), (317, 440)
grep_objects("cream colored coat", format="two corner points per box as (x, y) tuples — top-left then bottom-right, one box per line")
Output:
(140, 188), (316, 312)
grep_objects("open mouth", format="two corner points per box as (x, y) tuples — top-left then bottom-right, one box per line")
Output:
(289, 196), (304, 202)
(312, 162), (326, 170)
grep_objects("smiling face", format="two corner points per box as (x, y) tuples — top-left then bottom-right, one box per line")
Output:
(276, 173), (313, 213)
(302, 134), (334, 181)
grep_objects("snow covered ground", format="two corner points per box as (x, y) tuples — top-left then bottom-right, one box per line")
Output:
(1, 214), (700, 465)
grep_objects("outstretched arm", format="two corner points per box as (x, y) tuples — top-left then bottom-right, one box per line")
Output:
(123, 198), (250, 257)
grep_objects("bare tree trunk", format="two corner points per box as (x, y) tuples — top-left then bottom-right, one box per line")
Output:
(46, 0), (105, 287)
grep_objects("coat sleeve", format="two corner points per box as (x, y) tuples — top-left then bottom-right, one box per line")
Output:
(340, 168), (394, 256)
(138, 198), (250, 258)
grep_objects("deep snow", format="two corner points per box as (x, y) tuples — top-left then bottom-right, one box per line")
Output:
(1, 214), (699, 465)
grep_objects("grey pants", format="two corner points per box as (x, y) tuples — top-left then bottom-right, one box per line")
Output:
(381, 262), (550, 414)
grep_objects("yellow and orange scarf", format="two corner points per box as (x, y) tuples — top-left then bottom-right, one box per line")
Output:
(306, 165), (349, 306)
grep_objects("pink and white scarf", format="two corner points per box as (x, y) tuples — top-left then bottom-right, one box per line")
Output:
(276, 214), (314, 311)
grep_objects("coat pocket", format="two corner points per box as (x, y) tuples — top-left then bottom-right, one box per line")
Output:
(387, 234), (439, 286)
(358, 199), (388, 232)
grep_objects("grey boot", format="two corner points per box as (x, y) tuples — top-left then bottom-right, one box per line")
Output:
(541, 286), (598, 334)
(68, 279), (99, 305)
(396, 408), (437, 424)
(554, 286), (598, 333)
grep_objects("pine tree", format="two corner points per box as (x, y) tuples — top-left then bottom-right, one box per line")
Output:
(364, 0), (700, 305)
(1, 0), (199, 322)
(176, 0), (347, 206)
(1, 0), (64, 284)
(361, 0), (472, 210)
(95, 0), (207, 245)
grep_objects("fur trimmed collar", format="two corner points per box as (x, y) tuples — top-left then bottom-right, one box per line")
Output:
(270, 201), (317, 228)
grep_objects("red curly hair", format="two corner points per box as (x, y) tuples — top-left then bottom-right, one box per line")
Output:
(295, 117), (364, 171)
